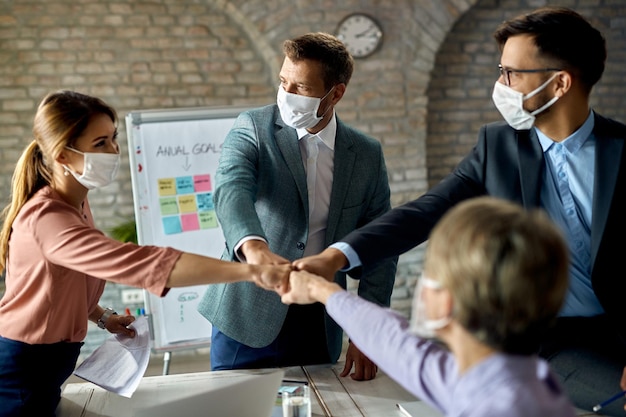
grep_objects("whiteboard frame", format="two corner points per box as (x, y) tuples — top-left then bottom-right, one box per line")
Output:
(125, 106), (251, 353)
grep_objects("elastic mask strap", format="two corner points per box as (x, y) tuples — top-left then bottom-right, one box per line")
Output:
(421, 277), (442, 289)
(523, 72), (559, 100)
(65, 146), (84, 155)
(530, 95), (559, 116)
(318, 86), (335, 118)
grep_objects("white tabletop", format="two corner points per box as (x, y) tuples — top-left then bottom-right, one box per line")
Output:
(59, 362), (430, 417)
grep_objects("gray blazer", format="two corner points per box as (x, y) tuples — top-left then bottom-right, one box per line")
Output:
(197, 104), (398, 361)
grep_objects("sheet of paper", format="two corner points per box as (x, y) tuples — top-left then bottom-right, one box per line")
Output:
(73, 316), (151, 398)
(396, 400), (444, 417)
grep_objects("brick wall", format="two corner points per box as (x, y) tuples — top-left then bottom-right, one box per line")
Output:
(1, 0), (624, 356)
(428, 0), (626, 186)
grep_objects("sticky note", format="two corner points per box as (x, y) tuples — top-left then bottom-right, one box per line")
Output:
(176, 176), (194, 194)
(194, 174), (212, 192)
(181, 213), (200, 231)
(199, 211), (218, 229)
(162, 216), (182, 235)
(178, 195), (197, 213)
(196, 193), (214, 211)
(158, 178), (177, 196)
(159, 197), (179, 215)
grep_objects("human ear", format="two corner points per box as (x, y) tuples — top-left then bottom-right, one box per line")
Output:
(554, 70), (572, 97)
(330, 83), (346, 104)
(55, 149), (71, 165)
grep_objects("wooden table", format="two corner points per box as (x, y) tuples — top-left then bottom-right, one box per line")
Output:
(58, 362), (428, 417)
(287, 364), (425, 416)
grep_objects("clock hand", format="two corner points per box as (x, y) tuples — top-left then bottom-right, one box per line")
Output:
(355, 26), (376, 38)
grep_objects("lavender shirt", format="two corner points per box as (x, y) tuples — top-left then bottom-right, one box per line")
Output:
(326, 291), (576, 417)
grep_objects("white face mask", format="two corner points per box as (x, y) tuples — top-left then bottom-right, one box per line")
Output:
(409, 276), (451, 339)
(491, 72), (560, 130)
(63, 147), (120, 190)
(277, 85), (334, 129)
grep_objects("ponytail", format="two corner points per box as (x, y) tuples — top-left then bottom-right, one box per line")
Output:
(0, 140), (51, 272)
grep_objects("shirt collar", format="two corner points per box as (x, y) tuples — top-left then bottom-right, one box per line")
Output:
(297, 111), (337, 151)
(536, 110), (595, 154)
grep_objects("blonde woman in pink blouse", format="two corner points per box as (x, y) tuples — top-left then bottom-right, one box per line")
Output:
(0, 90), (291, 417)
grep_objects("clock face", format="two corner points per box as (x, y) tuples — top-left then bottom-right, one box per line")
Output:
(336, 13), (383, 58)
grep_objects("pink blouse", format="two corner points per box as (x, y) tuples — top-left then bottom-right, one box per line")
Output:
(0, 186), (182, 344)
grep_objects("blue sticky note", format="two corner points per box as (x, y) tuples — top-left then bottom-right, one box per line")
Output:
(176, 176), (195, 194)
(162, 216), (182, 235)
(196, 192), (214, 211)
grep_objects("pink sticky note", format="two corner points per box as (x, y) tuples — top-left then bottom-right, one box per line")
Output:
(194, 174), (212, 192)
(181, 213), (200, 231)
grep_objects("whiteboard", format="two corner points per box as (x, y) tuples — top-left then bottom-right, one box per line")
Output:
(125, 106), (250, 352)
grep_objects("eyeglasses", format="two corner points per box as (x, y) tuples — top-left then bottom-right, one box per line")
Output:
(498, 64), (561, 86)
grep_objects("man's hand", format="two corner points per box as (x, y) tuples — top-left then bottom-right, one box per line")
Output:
(340, 341), (378, 381)
(240, 240), (289, 265)
(106, 314), (136, 338)
(251, 264), (292, 294)
(292, 247), (347, 281)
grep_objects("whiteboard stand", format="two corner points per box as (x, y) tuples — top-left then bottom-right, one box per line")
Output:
(125, 106), (251, 366)
(162, 351), (172, 376)
(142, 288), (213, 375)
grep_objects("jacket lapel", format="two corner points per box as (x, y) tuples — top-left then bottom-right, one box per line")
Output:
(274, 116), (308, 211)
(590, 116), (624, 266)
(326, 119), (356, 244)
(517, 129), (543, 208)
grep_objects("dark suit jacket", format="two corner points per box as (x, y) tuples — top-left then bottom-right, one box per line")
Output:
(198, 104), (398, 362)
(343, 112), (626, 343)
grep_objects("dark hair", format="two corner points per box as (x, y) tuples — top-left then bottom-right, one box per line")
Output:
(493, 7), (606, 92)
(283, 32), (354, 89)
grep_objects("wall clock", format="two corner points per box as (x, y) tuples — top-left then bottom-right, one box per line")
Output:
(336, 13), (383, 58)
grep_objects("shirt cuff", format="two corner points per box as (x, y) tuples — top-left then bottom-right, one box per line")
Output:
(234, 236), (267, 263)
(329, 242), (362, 272)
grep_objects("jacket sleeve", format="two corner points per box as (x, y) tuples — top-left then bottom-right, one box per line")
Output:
(353, 145), (398, 307)
(213, 110), (267, 261)
(342, 124), (493, 277)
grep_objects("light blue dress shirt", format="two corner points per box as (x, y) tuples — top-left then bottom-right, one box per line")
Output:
(335, 112), (601, 317)
(536, 111), (603, 317)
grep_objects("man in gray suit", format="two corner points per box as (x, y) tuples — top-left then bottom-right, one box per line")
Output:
(294, 7), (626, 415)
(197, 32), (397, 380)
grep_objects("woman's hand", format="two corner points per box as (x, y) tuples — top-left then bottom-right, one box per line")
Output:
(105, 314), (136, 337)
(281, 270), (342, 305)
(250, 264), (292, 295)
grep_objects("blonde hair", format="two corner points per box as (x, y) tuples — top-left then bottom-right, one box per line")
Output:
(0, 90), (117, 272)
(424, 197), (569, 354)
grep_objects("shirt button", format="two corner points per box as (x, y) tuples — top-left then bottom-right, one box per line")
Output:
(296, 242), (305, 250)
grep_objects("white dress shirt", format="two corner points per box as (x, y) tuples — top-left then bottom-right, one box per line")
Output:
(235, 113), (337, 260)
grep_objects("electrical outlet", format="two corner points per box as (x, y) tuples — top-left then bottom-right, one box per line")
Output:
(121, 289), (144, 304)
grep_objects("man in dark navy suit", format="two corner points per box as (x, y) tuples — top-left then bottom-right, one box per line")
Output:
(296, 7), (626, 416)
